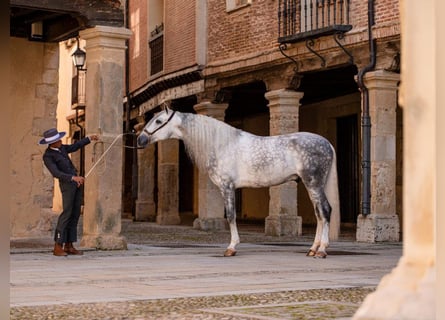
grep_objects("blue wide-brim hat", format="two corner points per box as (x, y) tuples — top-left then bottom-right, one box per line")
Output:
(38, 128), (66, 145)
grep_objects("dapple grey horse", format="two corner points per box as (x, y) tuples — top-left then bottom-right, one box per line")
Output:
(137, 107), (340, 258)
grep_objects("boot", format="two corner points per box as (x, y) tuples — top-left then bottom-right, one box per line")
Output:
(64, 242), (83, 255)
(53, 243), (67, 256)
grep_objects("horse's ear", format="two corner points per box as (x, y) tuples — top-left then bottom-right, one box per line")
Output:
(161, 101), (171, 114)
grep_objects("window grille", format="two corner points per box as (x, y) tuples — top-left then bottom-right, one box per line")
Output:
(149, 23), (164, 76)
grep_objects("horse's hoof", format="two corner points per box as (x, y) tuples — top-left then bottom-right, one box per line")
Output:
(224, 249), (237, 257)
(314, 251), (327, 259)
(306, 249), (316, 257)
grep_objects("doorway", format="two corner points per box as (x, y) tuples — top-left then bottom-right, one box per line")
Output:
(336, 114), (360, 223)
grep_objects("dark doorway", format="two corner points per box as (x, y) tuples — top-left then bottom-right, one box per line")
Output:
(336, 114), (360, 223)
(179, 141), (194, 214)
(173, 96), (197, 223)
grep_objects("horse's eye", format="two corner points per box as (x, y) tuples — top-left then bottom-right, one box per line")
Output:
(155, 119), (162, 125)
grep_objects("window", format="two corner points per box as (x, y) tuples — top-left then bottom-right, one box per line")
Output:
(148, 0), (164, 75)
(149, 23), (164, 75)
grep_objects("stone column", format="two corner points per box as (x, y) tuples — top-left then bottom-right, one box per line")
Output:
(356, 70), (400, 242)
(80, 26), (131, 250)
(134, 143), (156, 221)
(264, 89), (303, 236)
(192, 101), (228, 231)
(353, 1), (436, 317)
(133, 119), (156, 221)
(156, 139), (181, 225)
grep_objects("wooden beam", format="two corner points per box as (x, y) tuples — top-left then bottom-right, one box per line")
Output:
(11, 0), (124, 27)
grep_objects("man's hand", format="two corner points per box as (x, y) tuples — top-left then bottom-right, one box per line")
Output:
(72, 176), (85, 187)
(89, 134), (100, 142)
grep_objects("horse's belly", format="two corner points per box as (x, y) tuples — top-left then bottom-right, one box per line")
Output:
(235, 167), (297, 188)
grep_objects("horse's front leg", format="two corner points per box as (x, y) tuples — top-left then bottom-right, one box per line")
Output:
(222, 186), (239, 257)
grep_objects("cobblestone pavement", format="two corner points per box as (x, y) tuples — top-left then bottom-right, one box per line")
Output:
(10, 219), (402, 320)
(10, 287), (374, 320)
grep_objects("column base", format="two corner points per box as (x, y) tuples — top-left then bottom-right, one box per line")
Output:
(156, 213), (181, 225)
(265, 214), (302, 237)
(356, 214), (400, 242)
(193, 218), (227, 231)
(80, 234), (127, 250)
(134, 200), (156, 222)
(353, 259), (435, 319)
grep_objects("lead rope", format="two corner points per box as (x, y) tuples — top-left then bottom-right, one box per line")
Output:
(85, 133), (138, 178)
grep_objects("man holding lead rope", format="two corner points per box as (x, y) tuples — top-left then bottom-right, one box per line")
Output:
(39, 128), (100, 256)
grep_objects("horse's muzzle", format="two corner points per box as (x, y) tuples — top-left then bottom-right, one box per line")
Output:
(137, 134), (149, 148)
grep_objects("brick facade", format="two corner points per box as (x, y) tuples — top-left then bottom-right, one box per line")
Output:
(206, 0), (400, 64)
(128, 0), (198, 93)
(164, 0), (196, 73)
(129, 0), (148, 91)
(207, 0), (277, 62)
(128, 0), (402, 243)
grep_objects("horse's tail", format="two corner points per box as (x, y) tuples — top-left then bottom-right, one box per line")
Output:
(326, 144), (340, 241)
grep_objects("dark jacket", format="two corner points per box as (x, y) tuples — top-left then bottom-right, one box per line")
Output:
(43, 137), (91, 183)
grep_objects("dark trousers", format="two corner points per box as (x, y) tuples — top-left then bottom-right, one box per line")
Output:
(54, 182), (83, 244)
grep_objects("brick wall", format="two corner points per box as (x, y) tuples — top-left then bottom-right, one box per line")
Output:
(164, 0), (196, 73)
(129, 0), (148, 91)
(207, 0), (277, 63)
(207, 0), (400, 64)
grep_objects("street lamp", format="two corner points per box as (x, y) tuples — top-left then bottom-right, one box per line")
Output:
(71, 37), (87, 177)
(72, 38), (86, 71)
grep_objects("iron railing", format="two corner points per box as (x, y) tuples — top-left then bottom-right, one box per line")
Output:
(149, 23), (164, 75)
(149, 34), (164, 75)
(278, 0), (352, 43)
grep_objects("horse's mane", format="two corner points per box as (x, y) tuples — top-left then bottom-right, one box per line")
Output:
(179, 112), (241, 171)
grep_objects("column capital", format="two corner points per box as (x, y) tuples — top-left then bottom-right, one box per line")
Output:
(265, 89), (304, 105)
(80, 26), (132, 50)
(265, 89), (304, 114)
(359, 70), (400, 90)
(194, 101), (228, 121)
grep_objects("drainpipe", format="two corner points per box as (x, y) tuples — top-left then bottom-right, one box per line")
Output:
(356, 0), (376, 216)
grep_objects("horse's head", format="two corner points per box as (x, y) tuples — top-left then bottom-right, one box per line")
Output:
(137, 106), (178, 148)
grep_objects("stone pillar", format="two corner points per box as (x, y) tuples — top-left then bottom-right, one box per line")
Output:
(356, 70), (400, 242)
(156, 139), (181, 225)
(353, 1), (436, 317)
(133, 118), (156, 221)
(192, 101), (228, 230)
(264, 89), (303, 236)
(134, 143), (156, 221)
(80, 26), (131, 250)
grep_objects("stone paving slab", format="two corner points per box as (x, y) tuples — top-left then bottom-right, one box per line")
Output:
(10, 242), (400, 307)
(10, 222), (402, 319)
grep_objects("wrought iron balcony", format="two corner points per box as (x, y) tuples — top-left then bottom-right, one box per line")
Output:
(278, 0), (352, 44)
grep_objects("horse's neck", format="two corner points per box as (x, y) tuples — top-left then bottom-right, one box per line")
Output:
(179, 113), (236, 170)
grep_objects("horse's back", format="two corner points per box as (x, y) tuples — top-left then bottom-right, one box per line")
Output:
(223, 131), (333, 188)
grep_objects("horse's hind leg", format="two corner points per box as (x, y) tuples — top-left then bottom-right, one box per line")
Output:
(307, 218), (322, 257)
(222, 186), (239, 257)
(305, 186), (332, 258)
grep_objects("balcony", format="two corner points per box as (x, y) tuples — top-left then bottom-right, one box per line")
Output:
(278, 0), (352, 44)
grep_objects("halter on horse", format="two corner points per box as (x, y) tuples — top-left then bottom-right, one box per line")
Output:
(137, 107), (340, 258)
